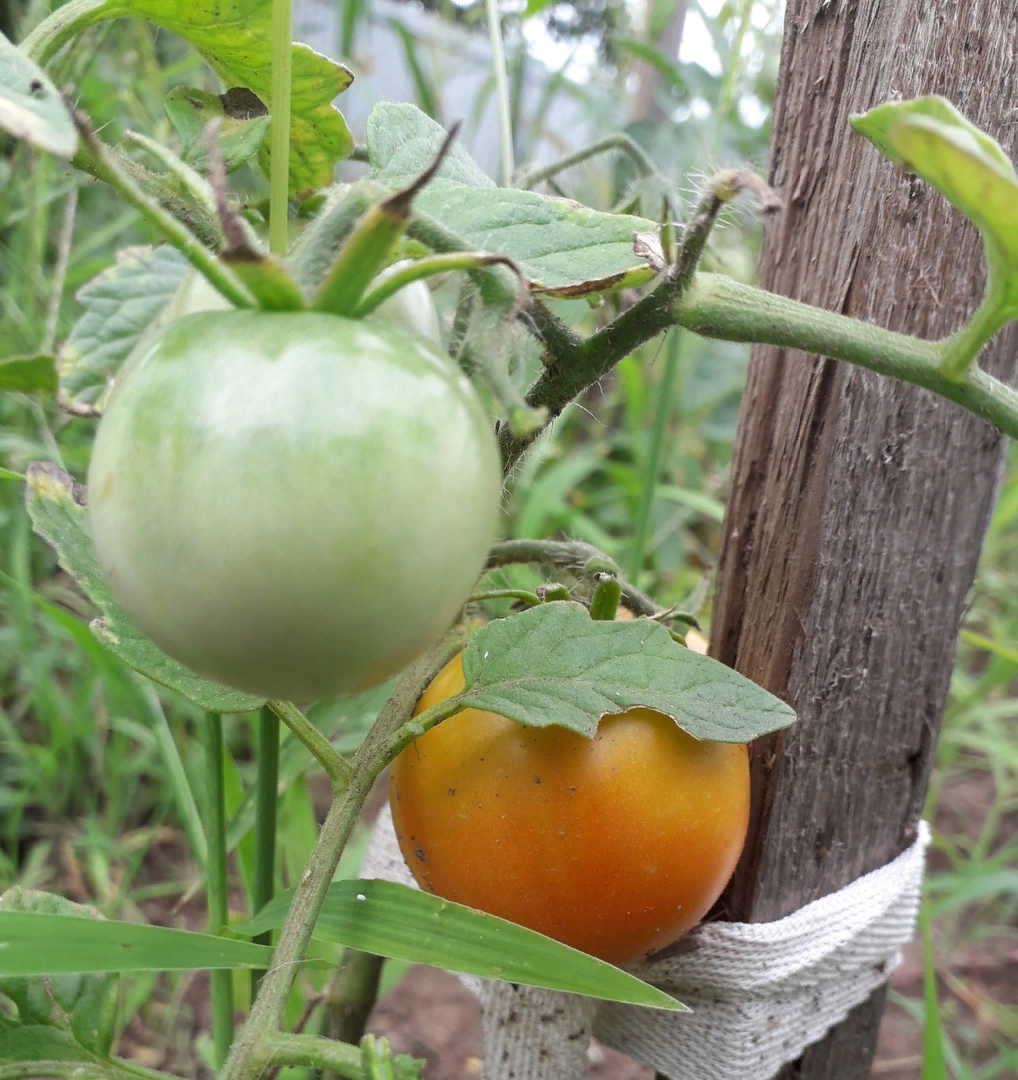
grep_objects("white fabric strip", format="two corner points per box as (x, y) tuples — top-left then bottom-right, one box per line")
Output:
(361, 805), (930, 1080)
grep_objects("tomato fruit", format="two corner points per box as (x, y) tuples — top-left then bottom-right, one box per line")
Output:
(389, 652), (750, 965)
(88, 310), (501, 701)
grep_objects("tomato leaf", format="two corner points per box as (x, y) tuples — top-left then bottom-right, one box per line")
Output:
(0, 889), (118, 1057)
(24, 462), (266, 713)
(0, 353), (57, 393)
(0, 907), (272, 976)
(366, 104), (659, 297)
(851, 97), (1018, 337)
(0, 1026), (98, 1065)
(164, 85), (271, 172)
(0, 29), (77, 158)
(239, 879), (684, 1011)
(458, 601), (795, 742)
(23, 0), (353, 194)
(59, 245), (191, 414)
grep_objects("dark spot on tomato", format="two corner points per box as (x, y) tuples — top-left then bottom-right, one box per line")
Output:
(568, 785), (577, 793)
(414, 846), (428, 862)
(533, 775), (541, 784)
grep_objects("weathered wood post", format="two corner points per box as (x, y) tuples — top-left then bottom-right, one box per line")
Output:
(707, 3), (1018, 1077)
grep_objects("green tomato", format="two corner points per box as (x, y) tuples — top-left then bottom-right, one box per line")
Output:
(87, 310), (502, 702)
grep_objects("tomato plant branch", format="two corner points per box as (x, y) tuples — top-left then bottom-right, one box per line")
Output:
(68, 107), (256, 310)
(218, 769), (376, 1080)
(268, 700), (353, 790)
(517, 133), (678, 220)
(261, 1033), (361, 1076)
(121, 129), (227, 250)
(220, 630), (467, 1080)
(320, 948), (386, 1043)
(938, 289), (1013, 381)
(674, 273), (1018, 440)
(484, 538), (662, 617)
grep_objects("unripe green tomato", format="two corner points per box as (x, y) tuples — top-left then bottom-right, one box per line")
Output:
(87, 310), (502, 701)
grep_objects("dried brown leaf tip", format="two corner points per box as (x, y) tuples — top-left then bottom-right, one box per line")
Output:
(711, 168), (783, 214)
(633, 228), (667, 272)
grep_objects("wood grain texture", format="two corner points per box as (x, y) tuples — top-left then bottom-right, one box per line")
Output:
(706, 2), (1018, 1077)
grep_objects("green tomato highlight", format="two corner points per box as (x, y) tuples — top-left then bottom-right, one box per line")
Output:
(87, 310), (502, 702)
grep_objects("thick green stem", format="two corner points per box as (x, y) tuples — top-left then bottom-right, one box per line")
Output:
(321, 948), (386, 1044)
(250, 706), (280, 999)
(19, 0), (107, 65)
(218, 629), (465, 1080)
(268, 699), (353, 790)
(938, 288), (1013, 380)
(519, 133), (661, 190)
(675, 273), (1018, 440)
(629, 328), (684, 580)
(203, 713), (234, 1070)
(262, 1033), (361, 1076)
(217, 769), (376, 1080)
(269, 0), (293, 256)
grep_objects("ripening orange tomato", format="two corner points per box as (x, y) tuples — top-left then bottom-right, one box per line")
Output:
(389, 652), (750, 966)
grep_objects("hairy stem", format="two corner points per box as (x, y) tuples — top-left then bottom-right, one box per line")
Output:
(675, 273), (1018, 440)
(69, 109), (254, 308)
(484, 538), (662, 617)
(262, 1033), (361, 1076)
(268, 700), (353, 790)
(217, 770), (375, 1080)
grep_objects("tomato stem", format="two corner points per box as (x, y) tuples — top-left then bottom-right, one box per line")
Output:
(466, 588), (543, 607)
(485, 538), (663, 618)
(220, 629), (467, 1080)
(67, 105), (256, 310)
(268, 700), (353, 791)
(268, 0), (293, 257)
(353, 252), (527, 320)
